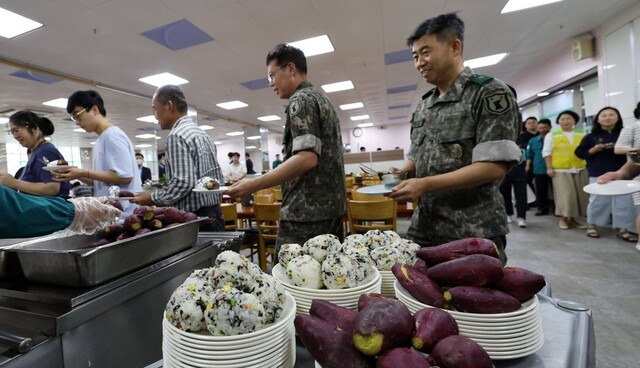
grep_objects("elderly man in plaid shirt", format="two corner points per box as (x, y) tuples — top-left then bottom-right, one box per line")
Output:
(131, 85), (225, 231)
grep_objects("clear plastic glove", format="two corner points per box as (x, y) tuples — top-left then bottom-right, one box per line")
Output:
(57, 197), (122, 237)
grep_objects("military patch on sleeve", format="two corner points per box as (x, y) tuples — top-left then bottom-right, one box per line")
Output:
(484, 92), (511, 115)
(289, 100), (302, 117)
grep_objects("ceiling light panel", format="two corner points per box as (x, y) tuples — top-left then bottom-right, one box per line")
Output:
(288, 35), (334, 57)
(226, 131), (244, 136)
(199, 125), (214, 131)
(257, 115), (281, 122)
(464, 53), (508, 69)
(340, 102), (364, 111)
(321, 81), (354, 93)
(216, 101), (248, 110)
(138, 72), (189, 87)
(501, 0), (563, 13)
(358, 122), (374, 128)
(0, 7), (43, 38)
(135, 134), (157, 139)
(350, 115), (370, 121)
(42, 98), (68, 108)
(136, 115), (158, 123)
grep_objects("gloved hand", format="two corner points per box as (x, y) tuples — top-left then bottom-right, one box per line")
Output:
(62, 197), (122, 236)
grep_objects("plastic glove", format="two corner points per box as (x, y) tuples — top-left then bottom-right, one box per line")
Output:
(59, 197), (122, 236)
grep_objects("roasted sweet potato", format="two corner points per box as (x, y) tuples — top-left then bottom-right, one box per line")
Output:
(104, 199), (123, 211)
(182, 212), (198, 222)
(411, 308), (459, 353)
(135, 228), (151, 236)
(427, 254), (504, 287)
(358, 293), (391, 311)
(90, 238), (111, 246)
(428, 335), (493, 368)
(376, 347), (430, 368)
(417, 238), (499, 265)
(103, 224), (125, 240)
(134, 205), (155, 221)
(391, 263), (446, 308)
(444, 286), (521, 314)
(164, 207), (184, 224)
(115, 231), (131, 241)
(118, 190), (135, 197)
(494, 267), (546, 302)
(309, 299), (358, 334)
(123, 214), (143, 233)
(295, 315), (374, 368)
(144, 219), (163, 230)
(353, 299), (413, 356)
(412, 258), (429, 276)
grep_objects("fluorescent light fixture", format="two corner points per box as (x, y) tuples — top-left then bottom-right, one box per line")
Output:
(358, 122), (374, 128)
(199, 125), (214, 131)
(501, 0), (563, 13)
(282, 125), (286, 128)
(44, 137), (51, 141)
(606, 91), (624, 97)
(464, 53), (508, 69)
(0, 7), (43, 39)
(340, 102), (364, 111)
(42, 98), (68, 109)
(259, 128), (268, 133)
(226, 131), (244, 136)
(136, 115), (157, 123)
(138, 72), (188, 87)
(135, 134), (157, 139)
(214, 141), (223, 144)
(73, 128), (86, 133)
(537, 92), (550, 97)
(0, 117), (9, 124)
(135, 144), (152, 148)
(257, 115), (281, 122)
(216, 101), (248, 110)
(246, 135), (261, 140)
(245, 145), (257, 149)
(321, 80), (354, 93)
(155, 136), (161, 140)
(603, 64), (616, 70)
(90, 141), (96, 145)
(350, 115), (370, 121)
(288, 35), (334, 57)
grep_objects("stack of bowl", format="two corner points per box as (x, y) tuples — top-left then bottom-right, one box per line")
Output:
(378, 270), (396, 297)
(272, 264), (381, 314)
(162, 291), (296, 368)
(394, 281), (544, 360)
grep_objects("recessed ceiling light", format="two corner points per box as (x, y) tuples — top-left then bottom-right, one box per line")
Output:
(501, 0), (563, 13)
(464, 53), (508, 69)
(350, 115), (370, 121)
(0, 7), (43, 39)
(155, 136), (161, 140)
(288, 35), (334, 57)
(340, 102), (364, 111)
(245, 145), (257, 149)
(257, 115), (281, 122)
(214, 141), (223, 144)
(42, 98), (68, 109)
(216, 101), (248, 110)
(199, 125), (214, 131)
(136, 115), (157, 123)
(537, 92), (550, 97)
(282, 125), (286, 128)
(358, 122), (374, 128)
(90, 141), (96, 145)
(226, 131), (244, 136)
(321, 81), (354, 93)
(246, 135), (261, 140)
(260, 128), (268, 133)
(136, 144), (152, 148)
(73, 128), (86, 133)
(138, 72), (189, 87)
(606, 91), (624, 97)
(135, 134), (157, 139)
(0, 117), (9, 124)
(603, 64), (616, 70)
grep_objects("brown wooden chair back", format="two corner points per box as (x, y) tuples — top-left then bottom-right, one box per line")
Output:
(220, 203), (238, 230)
(253, 203), (282, 271)
(348, 199), (397, 233)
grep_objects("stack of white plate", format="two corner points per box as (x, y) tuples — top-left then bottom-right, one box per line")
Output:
(272, 264), (381, 315)
(394, 281), (544, 360)
(162, 291), (296, 368)
(379, 270), (396, 297)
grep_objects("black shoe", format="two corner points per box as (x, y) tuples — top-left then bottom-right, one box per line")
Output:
(534, 211), (548, 216)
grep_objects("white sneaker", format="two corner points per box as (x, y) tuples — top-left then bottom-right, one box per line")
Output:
(507, 215), (513, 223)
(517, 218), (526, 228)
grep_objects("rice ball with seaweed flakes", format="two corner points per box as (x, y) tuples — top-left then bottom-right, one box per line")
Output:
(343, 234), (369, 258)
(205, 285), (266, 335)
(285, 255), (323, 288)
(370, 245), (406, 271)
(249, 273), (286, 323)
(303, 234), (341, 262)
(278, 243), (304, 268)
(322, 253), (369, 289)
(383, 230), (402, 246)
(363, 229), (392, 249)
(398, 239), (421, 265)
(165, 283), (212, 332)
(212, 251), (255, 291)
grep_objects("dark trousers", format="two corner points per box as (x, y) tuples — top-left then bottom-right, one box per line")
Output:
(534, 174), (552, 213)
(195, 205), (224, 231)
(526, 169), (536, 206)
(500, 164), (528, 219)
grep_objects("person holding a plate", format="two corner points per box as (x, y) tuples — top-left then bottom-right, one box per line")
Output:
(0, 110), (70, 197)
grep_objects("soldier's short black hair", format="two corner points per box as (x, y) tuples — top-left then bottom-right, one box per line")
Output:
(538, 119), (551, 126)
(524, 116), (538, 123)
(556, 110), (580, 124)
(135, 152), (144, 159)
(266, 44), (307, 75)
(406, 12), (465, 51)
(155, 85), (188, 113)
(67, 90), (107, 116)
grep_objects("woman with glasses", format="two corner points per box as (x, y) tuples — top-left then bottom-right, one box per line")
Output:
(0, 110), (70, 197)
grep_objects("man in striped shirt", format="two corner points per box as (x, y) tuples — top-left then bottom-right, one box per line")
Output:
(131, 85), (224, 231)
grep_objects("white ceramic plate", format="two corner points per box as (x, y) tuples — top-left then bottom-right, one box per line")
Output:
(356, 184), (392, 195)
(488, 335), (545, 360)
(42, 165), (76, 172)
(583, 180), (640, 195)
(192, 186), (229, 194)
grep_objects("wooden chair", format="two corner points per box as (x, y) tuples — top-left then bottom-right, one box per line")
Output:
(352, 189), (388, 202)
(348, 199), (397, 234)
(345, 176), (355, 188)
(222, 203), (259, 261)
(253, 203), (282, 271)
(254, 192), (275, 204)
(272, 187), (283, 202)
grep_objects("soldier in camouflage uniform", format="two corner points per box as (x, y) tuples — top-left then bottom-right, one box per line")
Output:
(227, 44), (346, 251)
(389, 13), (521, 264)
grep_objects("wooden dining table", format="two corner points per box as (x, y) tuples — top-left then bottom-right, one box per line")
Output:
(232, 201), (413, 220)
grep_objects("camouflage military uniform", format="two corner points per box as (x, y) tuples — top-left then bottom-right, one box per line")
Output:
(277, 80), (347, 248)
(407, 67), (521, 262)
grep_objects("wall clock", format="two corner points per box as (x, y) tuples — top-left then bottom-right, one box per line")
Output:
(352, 127), (363, 137)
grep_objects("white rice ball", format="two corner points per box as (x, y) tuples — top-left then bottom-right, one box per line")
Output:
(383, 231), (402, 246)
(303, 234), (341, 262)
(370, 245), (406, 271)
(343, 234), (369, 257)
(278, 243), (304, 268)
(249, 273), (286, 323)
(397, 239), (421, 266)
(165, 283), (213, 332)
(205, 286), (266, 336)
(285, 255), (323, 288)
(212, 251), (255, 291)
(363, 229), (392, 249)
(321, 253), (370, 289)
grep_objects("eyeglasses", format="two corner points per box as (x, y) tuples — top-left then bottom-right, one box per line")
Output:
(70, 108), (87, 122)
(8, 127), (24, 136)
(267, 65), (287, 83)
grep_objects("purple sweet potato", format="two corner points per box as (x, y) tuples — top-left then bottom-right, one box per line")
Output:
(145, 219), (163, 230)
(376, 347), (430, 368)
(412, 258), (429, 276)
(353, 299), (413, 356)
(115, 231), (131, 241)
(118, 190), (135, 198)
(153, 207), (166, 216)
(103, 224), (125, 240)
(123, 214), (143, 233)
(163, 207), (184, 224)
(135, 228), (151, 236)
(104, 199), (123, 211)
(90, 238), (111, 247)
(182, 212), (198, 222)
(295, 315), (374, 368)
(309, 299), (358, 334)
(358, 293), (392, 311)
(493, 267), (546, 302)
(428, 335), (493, 368)
(134, 205), (155, 221)
(427, 254), (504, 287)
(417, 238), (500, 265)
(444, 286), (521, 314)
(411, 308), (459, 353)
(391, 263), (446, 308)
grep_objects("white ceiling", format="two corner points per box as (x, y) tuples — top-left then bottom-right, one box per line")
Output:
(0, 0), (637, 151)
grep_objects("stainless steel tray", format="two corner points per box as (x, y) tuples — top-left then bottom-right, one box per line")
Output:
(5, 219), (203, 287)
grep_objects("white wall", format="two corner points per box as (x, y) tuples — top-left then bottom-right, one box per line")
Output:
(341, 124), (411, 154)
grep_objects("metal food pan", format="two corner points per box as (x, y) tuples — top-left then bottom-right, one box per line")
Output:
(6, 219), (203, 287)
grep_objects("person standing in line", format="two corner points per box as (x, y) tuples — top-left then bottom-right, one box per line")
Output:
(135, 152), (152, 183)
(227, 152), (247, 183)
(272, 153), (283, 169)
(130, 85), (225, 231)
(526, 119), (553, 215)
(388, 12), (521, 265)
(543, 110), (589, 230)
(157, 153), (166, 180)
(245, 153), (256, 174)
(519, 116), (539, 206)
(227, 44), (346, 250)
(55, 90), (141, 216)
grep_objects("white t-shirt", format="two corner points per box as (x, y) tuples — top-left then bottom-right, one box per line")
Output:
(227, 163), (247, 181)
(542, 130), (583, 173)
(615, 120), (640, 148)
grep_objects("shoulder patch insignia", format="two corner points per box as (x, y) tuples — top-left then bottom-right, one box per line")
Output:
(470, 74), (494, 85)
(484, 92), (511, 115)
(289, 100), (301, 117)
